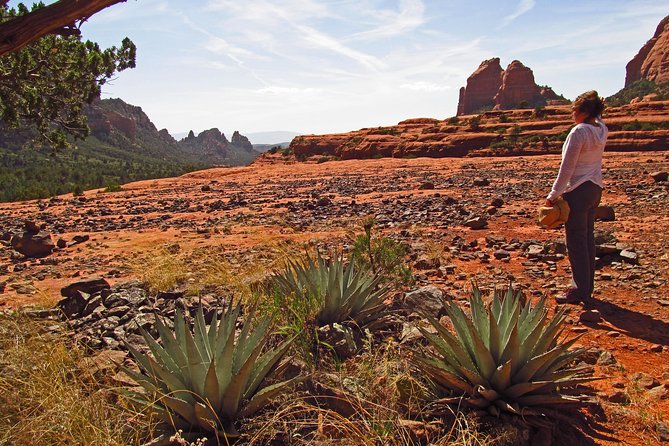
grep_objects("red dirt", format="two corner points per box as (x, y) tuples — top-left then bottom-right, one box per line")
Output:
(1, 152), (668, 445)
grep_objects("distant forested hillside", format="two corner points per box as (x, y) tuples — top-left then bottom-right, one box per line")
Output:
(0, 98), (259, 202)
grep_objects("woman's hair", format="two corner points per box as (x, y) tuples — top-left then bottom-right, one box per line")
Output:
(573, 90), (605, 119)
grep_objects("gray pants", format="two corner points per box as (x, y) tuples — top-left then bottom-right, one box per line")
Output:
(563, 181), (602, 299)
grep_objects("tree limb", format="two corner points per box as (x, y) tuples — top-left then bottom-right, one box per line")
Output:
(0, 0), (127, 57)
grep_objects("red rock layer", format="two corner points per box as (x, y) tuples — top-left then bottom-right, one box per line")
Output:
(625, 15), (669, 87)
(283, 101), (669, 161)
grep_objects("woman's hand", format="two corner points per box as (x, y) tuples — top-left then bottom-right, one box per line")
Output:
(544, 199), (554, 207)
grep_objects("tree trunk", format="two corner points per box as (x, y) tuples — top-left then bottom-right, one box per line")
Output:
(0, 0), (127, 57)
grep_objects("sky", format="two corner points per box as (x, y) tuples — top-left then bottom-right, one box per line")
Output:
(10, 1), (669, 139)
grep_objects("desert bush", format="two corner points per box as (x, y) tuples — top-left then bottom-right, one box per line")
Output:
(350, 217), (413, 286)
(468, 115), (482, 131)
(411, 285), (594, 419)
(269, 251), (388, 328)
(124, 304), (300, 440)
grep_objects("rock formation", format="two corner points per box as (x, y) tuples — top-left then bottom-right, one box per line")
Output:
(457, 59), (563, 115)
(625, 15), (669, 87)
(178, 129), (260, 166)
(494, 60), (557, 110)
(457, 58), (503, 116)
(231, 130), (254, 151)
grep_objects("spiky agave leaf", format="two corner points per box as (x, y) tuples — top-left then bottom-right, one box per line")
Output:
(124, 303), (299, 436)
(412, 285), (595, 417)
(269, 251), (388, 327)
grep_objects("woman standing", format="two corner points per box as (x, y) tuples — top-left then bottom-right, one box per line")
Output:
(545, 91), (607, 304)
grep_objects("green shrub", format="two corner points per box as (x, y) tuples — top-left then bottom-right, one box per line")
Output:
(350, 218), (413, 286)
(124, 304), (299, 438)
(411, 286), (593, 418)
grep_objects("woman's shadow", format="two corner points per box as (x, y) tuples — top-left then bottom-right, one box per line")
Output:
(583, 298), (669, 346)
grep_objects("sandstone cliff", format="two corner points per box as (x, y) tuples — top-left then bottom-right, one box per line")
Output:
(283, 101), (669, 161)
(457, 58), (503, 116)
(625, 15), (669, 87)
(457, 59), (564, 115)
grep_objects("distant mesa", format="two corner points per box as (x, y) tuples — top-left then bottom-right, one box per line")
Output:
(457, 58), (565, 116)
(625, 15), (669, 87)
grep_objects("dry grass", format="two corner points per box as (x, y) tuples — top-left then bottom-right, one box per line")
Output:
(129, 240), (309, 298)
(243, 341), (500, 445)
(0, 313), (155, 446)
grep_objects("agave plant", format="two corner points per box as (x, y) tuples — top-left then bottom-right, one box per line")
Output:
(413, 286), (594, 417)
(123, 303), (300, 437)
(269, 251), (388, 327)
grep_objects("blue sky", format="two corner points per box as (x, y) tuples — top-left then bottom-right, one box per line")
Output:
(11, 1), (669, 137)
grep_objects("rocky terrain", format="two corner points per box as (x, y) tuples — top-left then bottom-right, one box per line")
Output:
(0, 148), (668, 444)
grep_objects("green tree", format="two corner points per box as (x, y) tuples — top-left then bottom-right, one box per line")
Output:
(0, 2), (136, 149)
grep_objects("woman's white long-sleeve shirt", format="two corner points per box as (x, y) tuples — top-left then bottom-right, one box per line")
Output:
(547, 120), (608, 202)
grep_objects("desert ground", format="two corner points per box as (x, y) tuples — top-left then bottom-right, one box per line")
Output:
(1, 151), (668, 445)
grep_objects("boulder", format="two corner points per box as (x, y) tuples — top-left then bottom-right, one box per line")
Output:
(61, 277), (111, 298)
(595, 205), (616, 221)
(57, 290), (90, 318)
(465, 216), (488, 230)
(10, 230), (55, 258)
(405, 285), (445, 316)
(651, 171), (669, 182)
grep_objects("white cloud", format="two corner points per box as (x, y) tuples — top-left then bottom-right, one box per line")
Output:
(294, 24), (384, 70)
(346, 0), (426, 41)
(500, 0), (535, 28)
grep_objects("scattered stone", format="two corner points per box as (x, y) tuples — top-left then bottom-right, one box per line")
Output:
(464, 216), (488, 230)
(619, 249), (639, 264)
(493, 249), (510, 260)
(579, 309), (602, 323)
(405, 285), (445, 316)
(632, 372), (660, 390)
(650, 344), (664, 353)
(657, 300), (669, 307)
(597, 350), (617, 366)
(595, 205), (616, 221)
(657, 421), (669, 442)
(650, 171), (668, 182)
(56, 238), (67, 249)
(316, 197), (332, 206)
(10, 230), (55, 258)
(61, 276), (111, 298)
(607, 391), (631, 404)
(418, 181), (435, 190)
(57, 290), (90, 318)
(648, 385), (669, 400)
(491, 197), (504, 207)
(473, 177), (490, 186)
(70, 234), (90, 246)
(413, 256), (440, 270)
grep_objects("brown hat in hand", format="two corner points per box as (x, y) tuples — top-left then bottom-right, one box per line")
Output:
(538, 198), (570, 229)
